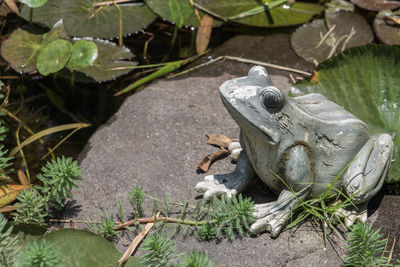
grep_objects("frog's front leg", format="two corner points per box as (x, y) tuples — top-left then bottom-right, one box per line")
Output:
(341, 133), (393, 227)
(250, 145), (312, 237)
(195, 151), (256, 201)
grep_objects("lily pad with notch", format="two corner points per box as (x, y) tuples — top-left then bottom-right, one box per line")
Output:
(66, 40), (98, 70)
(350, 0), (400, 11)
(293, 45), (400, 183)
(41, 229), (142, 266)
(195, 0), (324, 27)
(291, 11), (373, 64)
(20, 0), (157, 38)
(36, 39), (72, 76)
(64, 38), (137, 83)
(374, 10), (400, 45)
(145, 0), (221, 28)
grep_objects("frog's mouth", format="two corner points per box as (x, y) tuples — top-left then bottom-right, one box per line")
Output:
(220, 94), (281, 145)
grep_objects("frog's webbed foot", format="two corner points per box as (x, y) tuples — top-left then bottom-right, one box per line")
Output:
(196, 151), (256, 201)
(344, 134), (393, 203)
(335, 202), (368, 228)
(250, 189), (308, 237)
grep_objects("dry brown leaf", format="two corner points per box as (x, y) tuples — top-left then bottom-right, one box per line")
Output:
(4, 0), (19, 14)
(117, 212), (159, 265)
(0, 184), (30, 208)
(206, 134), (232, 149)
(0, 205), (17, 213)
(18, 170), (29, 186)
(196, 14), (213, 54)
(196, 149), (229, 172)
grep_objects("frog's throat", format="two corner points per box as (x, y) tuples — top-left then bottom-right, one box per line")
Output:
(220, 94), (281, 145)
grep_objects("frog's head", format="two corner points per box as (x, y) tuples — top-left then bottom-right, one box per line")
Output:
(220, 66), (286, 145)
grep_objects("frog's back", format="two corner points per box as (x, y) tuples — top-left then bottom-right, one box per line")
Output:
(292, 93), (360, 123)
(289, 93), (370, 195)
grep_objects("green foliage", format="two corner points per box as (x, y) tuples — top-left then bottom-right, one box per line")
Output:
(0, 213), (21, 267)
(140, 233), (179, 267)
(19, 240), (61, 267)
(36, 39), (73, 76)
(129, 186), (146, 219)
(210, 194), (255, 241)
(178, 251), (215, 267)
(37, 156), (82, 210)
(196, 222), (216, 241)
(0, 121), (13, 176)
(66, 40), (98, 70)
(13, 187), (48, 224)
(344, 223), (390, 267)
(86, 209), (119, 241)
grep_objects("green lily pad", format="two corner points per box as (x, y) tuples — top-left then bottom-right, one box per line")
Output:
(373, 10), (400, 45)
(0, 28), (42, 73)
(1, 21), (70, 74)
(145, 0), (221, 28)
(291, 11), (373, 63)
(196, 0), (324, 27)
(66, 40), (98, 70)
(20, 0), (157, 38)
(351, 0), (400, 11)
(71, 38), (137, 82)
(36, 39), (72, 76)
(41, 229), (142, 267)
(20, 0), (48, 8)
(293, 45), (400, 183)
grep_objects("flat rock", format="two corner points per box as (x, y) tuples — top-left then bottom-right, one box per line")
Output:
(65, 33), (399, 266)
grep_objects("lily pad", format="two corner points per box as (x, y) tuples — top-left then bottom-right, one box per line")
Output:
(351, 0), (400, 11)
(20, 0), (157, 38)
(196, 0), (324, 27)
(293, 45), (400, 183)
(66, 40), (98, 70)
(42, 229), (142, 267)
(1, 21), (70, 74)
(291, 11), (373, 63)
(374, 10), (400, 45)
(0, 28), (42, 73)
(20, 0), (48, 8)
(71, 38), (137, 82)
(36, 39), (72, 76)
(145, 0), (221, 28)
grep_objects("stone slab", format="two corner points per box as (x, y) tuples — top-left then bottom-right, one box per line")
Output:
(65, 33), (399, 265)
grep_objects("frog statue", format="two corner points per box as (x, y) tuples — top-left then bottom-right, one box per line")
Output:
(195, 66), (393, 237)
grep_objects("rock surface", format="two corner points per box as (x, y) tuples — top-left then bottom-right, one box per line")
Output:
(65, 33), (399, 266)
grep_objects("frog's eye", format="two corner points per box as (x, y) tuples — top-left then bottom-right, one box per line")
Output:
(261, 88), (283, 109)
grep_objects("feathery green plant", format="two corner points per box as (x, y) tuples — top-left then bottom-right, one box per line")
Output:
(0, 213), (21, 267)
(178, 251), (215, 267)
(129, 186), (146, 219)
(209, 194), (255, 241)
(344, 222), (390, 267)
(13, 187), (48, 224)
(140, 233), (180, 267)
(86, 209), (119, 241)
(196, 222), (216, 241)
(37, 156), (82, 209)
(19, 239), (61, 267)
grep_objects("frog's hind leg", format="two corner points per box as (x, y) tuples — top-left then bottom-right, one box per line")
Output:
(341, 133), (393, 227)
(195, 151), (256, 201)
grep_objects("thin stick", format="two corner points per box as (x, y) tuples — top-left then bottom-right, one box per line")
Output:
(40, 127), (81, 160)
(0, 76), (19, 79)
(316, 24), (336, 48)
(93, 0), (133, 7)
(117, 212), (159, 265)
(168, 55), (311, 79)
(15, 125), (30, 181)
